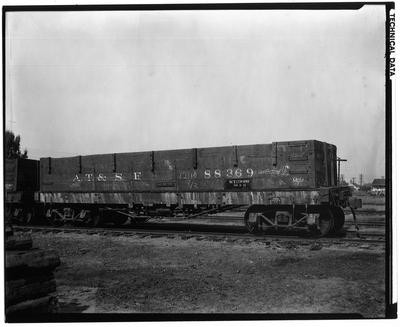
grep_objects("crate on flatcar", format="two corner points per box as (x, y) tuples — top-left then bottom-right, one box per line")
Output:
(5, 158), (40, 224)
(5, 159), (39, 202)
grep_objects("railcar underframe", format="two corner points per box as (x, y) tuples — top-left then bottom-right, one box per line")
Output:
(38, 186), (359, 235)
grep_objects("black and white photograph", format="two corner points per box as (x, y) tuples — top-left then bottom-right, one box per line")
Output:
(2, 1), (396, 322)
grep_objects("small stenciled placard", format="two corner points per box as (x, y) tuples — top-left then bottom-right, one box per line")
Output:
(224, 178), (252, 190)
(156, 181), (176, 188)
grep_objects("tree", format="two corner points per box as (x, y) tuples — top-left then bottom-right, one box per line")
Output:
(5, 130), (28, 159)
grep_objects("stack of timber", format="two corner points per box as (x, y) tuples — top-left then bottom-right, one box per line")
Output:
(5, 230), (61, 316)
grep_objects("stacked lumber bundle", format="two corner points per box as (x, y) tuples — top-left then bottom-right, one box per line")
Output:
(5, 231), (61, 316)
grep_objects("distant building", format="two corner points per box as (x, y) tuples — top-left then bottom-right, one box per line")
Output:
(370, 178), (385, 196)
(348, 182), (360, 191)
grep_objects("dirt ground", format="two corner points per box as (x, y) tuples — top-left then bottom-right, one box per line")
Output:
(31, 231), (386, 317)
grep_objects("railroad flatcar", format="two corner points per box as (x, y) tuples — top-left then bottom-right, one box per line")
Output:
(37, 139), (361, 235)
(4, 158), (40, 224)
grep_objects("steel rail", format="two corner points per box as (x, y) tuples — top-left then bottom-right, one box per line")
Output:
(13, 224), (385, 244)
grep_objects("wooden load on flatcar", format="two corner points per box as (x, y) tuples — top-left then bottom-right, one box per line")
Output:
(5, 158), (40, 224)
(38, 140), (361, 235)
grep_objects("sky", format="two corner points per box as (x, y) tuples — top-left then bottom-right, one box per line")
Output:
(5, 5), (386, 183)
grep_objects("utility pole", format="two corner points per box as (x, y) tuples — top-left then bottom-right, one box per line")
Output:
(336, 157), (347, 185)
(359, 173), (363, 187)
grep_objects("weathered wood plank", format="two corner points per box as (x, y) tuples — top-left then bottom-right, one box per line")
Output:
(6, 279), (56, 306)
(5, 234), (33, 251)
(6, 249), (60, 273)
(6, 295), (58, 315)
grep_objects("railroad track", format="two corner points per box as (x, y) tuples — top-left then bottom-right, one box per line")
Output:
(343, 221), (386, 227)
(13, 224), (386, 245)
(205, 217), (386, 227)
